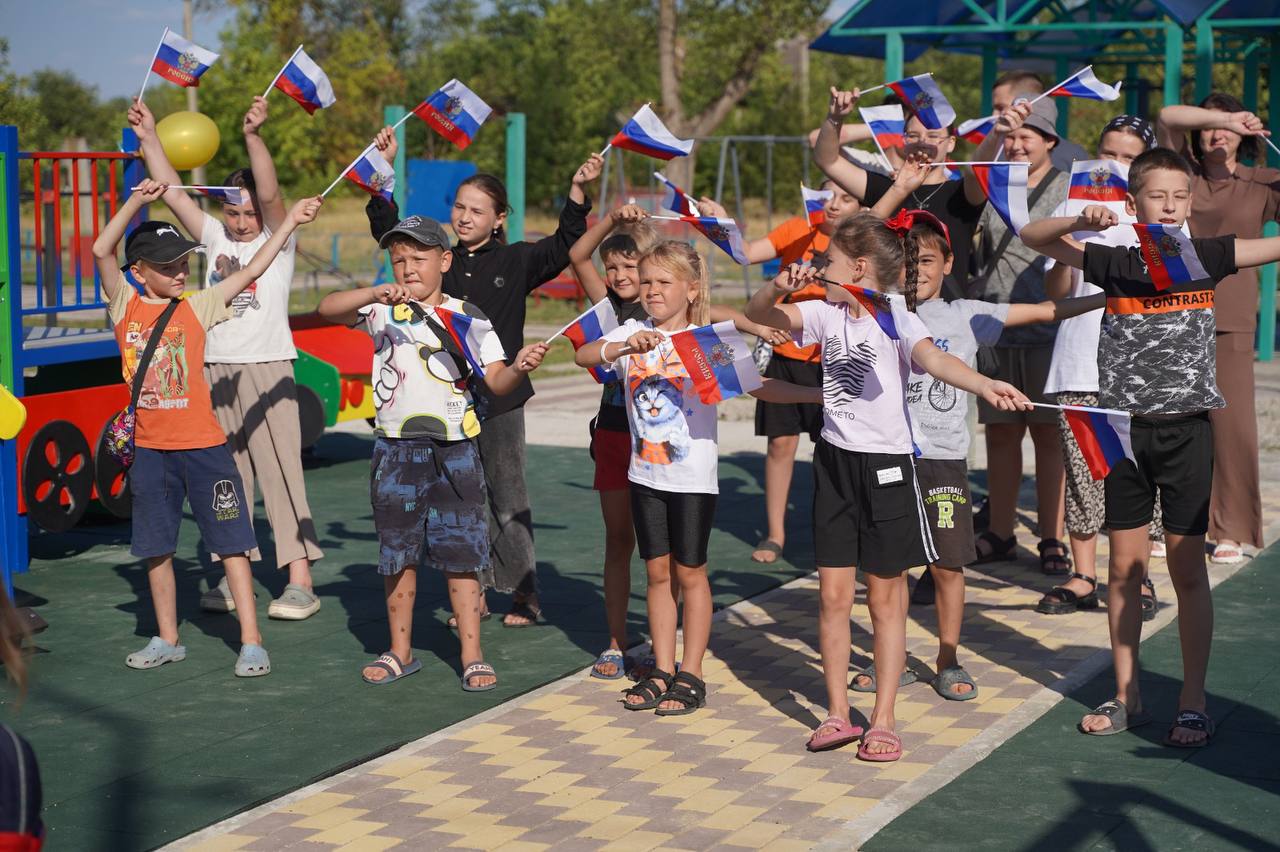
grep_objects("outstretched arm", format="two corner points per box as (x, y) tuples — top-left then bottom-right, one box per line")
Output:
(128, 100), (205, 237)
(1157, 104), (1267, 151)
(92, 179), (167, 300)
(483, 342), (549, 395)
(214, 196), (322, 306)
(242, 96), (287, 232)
(912, 340), (1032, 411)
(1004, 293), (1106, 326)
(709, 304), (792, 347)
(744, 265), (810, 332)
(813, 87), (869, 200)
(1019, 205), (1119, 269)
(317, 282), (409, 326)
(1234, 234), (1280, 269)
(750, 377), (823, 404)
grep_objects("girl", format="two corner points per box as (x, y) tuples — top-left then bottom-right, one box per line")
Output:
(370, 128), (602, 626)
(575, 242), (820, 715)
(1, 587), (43, 849)
(745, 213), (1031, 760)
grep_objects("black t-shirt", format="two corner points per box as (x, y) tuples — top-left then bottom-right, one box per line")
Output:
(595, 291), (647, 433)
(862, 171), (987, 300)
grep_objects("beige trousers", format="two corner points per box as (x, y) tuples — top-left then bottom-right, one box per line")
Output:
(1208, 332), (1263, 548)
(204, 360), (324, 566)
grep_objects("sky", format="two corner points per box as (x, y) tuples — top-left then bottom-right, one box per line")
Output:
(6, 0), (237, 100)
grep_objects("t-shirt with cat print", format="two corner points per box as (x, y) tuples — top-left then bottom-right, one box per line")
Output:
(602, 318), (721, 495)
(795, 298), (932, 456)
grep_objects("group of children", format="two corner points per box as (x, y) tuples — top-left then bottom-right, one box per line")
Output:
(100, 81), (1280, 761)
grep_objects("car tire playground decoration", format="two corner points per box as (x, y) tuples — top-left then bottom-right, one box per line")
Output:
(22, 420), (94, 532)
(94, 421), (133, 519)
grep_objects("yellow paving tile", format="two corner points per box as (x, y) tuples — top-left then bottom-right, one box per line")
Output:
(903, 713), (954, 735)
(650, 774), (719, 799)
(292, 807), (371, 830)
(417, 796), (488, 822)
(535, 784), (607, 810)
(672, 787), (742, 813)
(893, 700), (935, 723)
(720, 741), (776, 762)
(763, 766), (828, 790)
(463, 734), (532, 755)
(384, 769), (455, 792)
(555, 798), (626, 824)
(972, 697), (1022, 715)
(740, 752), (804, 775)
(497, 759), (566, 781)
(572, 727), (624, 746)
(334, 836), (404, 852)
(306, 820), (388, 846)
(537, 702), (599, 723)
(593, 736), (661, 758)
(670, 716), (736, 737)
(927, 727), (983, 747)
(815, 795), (879, 820)
(481, 746), (550, 768)
(720, 820), (787, 848)
(187, 835), (256, 852)
(610, 749), (675, 770)
(634, 760), (697, 785)
(445, 822), (528, 849)
(400, 783), (473, 806)
(280, 792), (355, 816)
(494, 842), (552, 852)
(698, 805), (768, 831)
(576, 815), (650, 842)
(515, 771), (585, 795)
(788, 780), (854, 805)
(558, 713), (616, 734)
(369, 756), (439, 778)
(451, 723), (514, 742)
(522, 694), (578, 712)
(600, 830), (674, 852)
(870, 760), (932, 782)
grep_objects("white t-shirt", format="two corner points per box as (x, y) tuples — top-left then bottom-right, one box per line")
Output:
(356, 296), (506, 441)
(1043, 201), (1191, 395)
(796, 298), (932, 455)
(200, 213), (298, 363)
(602, 319), (721, 495)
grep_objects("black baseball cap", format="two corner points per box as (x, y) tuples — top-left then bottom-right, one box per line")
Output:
(123, 220), (204, 270)
(378, 215), (451, 251)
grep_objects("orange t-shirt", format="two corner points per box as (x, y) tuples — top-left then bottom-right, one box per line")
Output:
(766, 216), (829, 363)
(109, 285), (229, 450)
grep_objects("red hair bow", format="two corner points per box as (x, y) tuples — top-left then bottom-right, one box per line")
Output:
(884, 208), (952, 249)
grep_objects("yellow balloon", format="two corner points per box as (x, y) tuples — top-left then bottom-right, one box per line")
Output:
(155, 111), (220, 171)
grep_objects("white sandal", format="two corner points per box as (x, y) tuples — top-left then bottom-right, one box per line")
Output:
(1210, 542), (1244, 564)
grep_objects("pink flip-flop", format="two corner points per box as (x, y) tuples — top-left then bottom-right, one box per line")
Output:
(807, 716), (865, 752)
(856, 728), (903, 762)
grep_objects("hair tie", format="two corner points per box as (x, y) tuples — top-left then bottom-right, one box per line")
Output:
(884, 209), (915, 237)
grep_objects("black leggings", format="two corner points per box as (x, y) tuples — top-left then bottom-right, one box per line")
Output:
(630, 483), (717, 566)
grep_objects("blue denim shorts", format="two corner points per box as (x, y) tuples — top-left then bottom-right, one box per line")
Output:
(371, 436), (490, 577)
(130, 445), (258, 560)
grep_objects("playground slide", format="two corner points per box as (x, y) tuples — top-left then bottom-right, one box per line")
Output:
(0, 385), (25, 440)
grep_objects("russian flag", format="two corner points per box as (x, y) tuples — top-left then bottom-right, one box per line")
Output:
(957, 115), (995, 144)
(837, 284), (907, 340)
(151, 29), (218, 88)
(1133, 224), (1209, 292)
(972, 162), (1032, 234)
(858, 104), (905, 154)
(1069, 159), (1129, 204)
(273, 48), (335, 115)
(1048, 66), (1122, 101)
(886, 74), (956, 130)
(343, 147), (395, 201)
(681, 216), (748, 264)
(801, 184), (833, 228)
(194, 186), (248, 206)
(432, 305), (494, 379)
(412, 79), (493, 150)
(1063, 407), (1135, 480)
(559, 300), (620, 384)
(668, 321), (763, 404)
(610, 104), (693, 160)
(655, 171), (700, 217)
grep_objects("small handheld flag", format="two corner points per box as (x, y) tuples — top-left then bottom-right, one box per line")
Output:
(1041, 65), (1122, 102)
(608, 104), (693, 160)
(1133, 224), (1209, 292)
(824, 281), (909, 341)
(655, 172), (700, 217)
(801, 185), (833, 228)
(552, 300), (621, 384)
(971, 162), (1032, 234)
(132, 184), (248, 205)
(432, 305), (494, 379)
(140, 28), (218, 101)
(668, 321), (763, 404)
(858, 104), (905, 162)
(682, 216), (748, 264)
(342, 148), (396, 201)
(1068, 159), (1129, 205)
(957, 115), (995, 144)
(411, 79), (493, 150)
(885, 74), (956, 130)
(266, 46), (335, 114)
(1058, 406), (1135, 479)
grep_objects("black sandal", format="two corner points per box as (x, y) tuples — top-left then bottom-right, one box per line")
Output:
(1141, 578), (1159, 622)
(622, 669), (674, 711)
(502, 600), (543, 628)
(1038, 538), (1072, 575)
(1036, 572), (1099, 615)
(970, 530), (1016, 565)
(654, 670), (707, 716)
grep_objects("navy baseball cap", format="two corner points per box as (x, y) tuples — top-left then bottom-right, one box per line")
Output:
(123, 220), (204, 270)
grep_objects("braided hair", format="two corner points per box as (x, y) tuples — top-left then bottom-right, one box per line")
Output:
(830, 212), (918, 309)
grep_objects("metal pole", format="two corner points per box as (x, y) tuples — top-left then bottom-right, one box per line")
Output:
(505, 113), (526, 242)
(1261, 221), (1277, 361)
(1125, 63), (1140, 115)
(1243, 50), (1260, 115)
(0, 124), (28, 589)
(1194, 20), (1214, 104)
(1054, 57), (1070, 139)
(1270, 36), (1280, 168)
(981, 46), (997, 114)
(730, 143), (749, 297)
(613, 147), (626, 204)
(383, 105), (407, 213)
(597, 147), (612, 209)
(1164, 22), (1185, 108)
(884, 32), (904, 83)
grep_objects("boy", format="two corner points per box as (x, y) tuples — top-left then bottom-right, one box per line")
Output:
(1020, 147), (1280, 746)
(317, 216), (549, 690)
(129, 98), (325, 620)
(91, 179), (323, 676)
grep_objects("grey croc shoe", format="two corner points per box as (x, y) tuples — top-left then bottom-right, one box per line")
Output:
(126, 636), (187, 670)
(200, 576), (258, 613)
(268, 584), (321, 620)
(235, 644), (272, 678)
(1079, 699), (1151, 736)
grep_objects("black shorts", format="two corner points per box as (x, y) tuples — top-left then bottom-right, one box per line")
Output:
(812, 441), (937, 574)
(914, 458), (977, 568)
(630, 482), (717, 566)
(1105, 413), (1213, 536)
(754, 356), (823, 441)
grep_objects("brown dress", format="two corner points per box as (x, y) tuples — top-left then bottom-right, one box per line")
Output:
(1188, 162), (1280, 548)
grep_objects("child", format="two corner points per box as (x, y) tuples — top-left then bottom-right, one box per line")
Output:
(129, 98), (325, 621)
(745, 212), (1031, 760)
(1, 586), (43, 850)
(1020, 147), (1280, 746)
(864, 192), (1101, 701)
(575, 241), (821, 715)
(91, 180), (323, 676)
(369, 128), (601, 627)
(317, 215), (549, 690)
(699, 183), (861, 566)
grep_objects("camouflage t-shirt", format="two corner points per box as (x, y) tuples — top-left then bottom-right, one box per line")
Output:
(1084, 235), (1235, 416)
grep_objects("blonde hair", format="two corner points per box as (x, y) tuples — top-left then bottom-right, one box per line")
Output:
(639, 240), (710, 326)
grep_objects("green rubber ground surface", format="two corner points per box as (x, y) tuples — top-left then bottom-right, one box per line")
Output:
(6, 436), (813, 851)
(866, 545), (1280, 852)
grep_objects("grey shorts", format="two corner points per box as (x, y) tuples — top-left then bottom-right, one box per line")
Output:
(977, 345), (1058, 425)
(370, 436), (491, 577)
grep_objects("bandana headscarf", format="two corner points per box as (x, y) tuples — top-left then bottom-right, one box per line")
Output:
(1100, 115), (1157, 150)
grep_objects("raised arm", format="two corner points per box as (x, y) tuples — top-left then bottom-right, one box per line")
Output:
(92, 179), (167, 300)
(568, 204), (647, 303)
(868, 155), (931, 219)
(522, 154), (600, 290)
(1019, 205), (1119, 270)
(242, 96), (287, 232)
(806, 121), (875, 149)
(128, 100), (205, 237)
(1157, 104), (1267, 151)
(814, 87), (869, 200)
(962, 101), (1032, 206)
(744, 265), (810, 333)
(214, 196), (322, 306)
